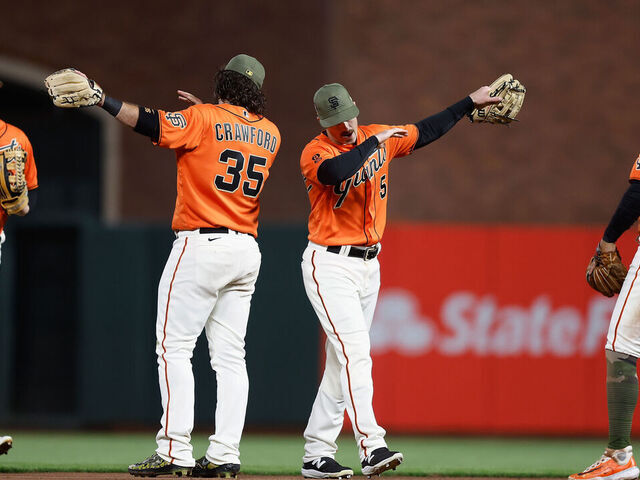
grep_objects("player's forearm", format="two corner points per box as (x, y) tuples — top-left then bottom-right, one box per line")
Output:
(414, 96), (474, 149)
(603, 181), (640, 243)
(99, 95), (138, 127)
(99, 95), (160, 142)
(317, 136), (379, 185)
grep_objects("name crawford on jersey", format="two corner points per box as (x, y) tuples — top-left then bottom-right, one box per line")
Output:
(165, 111), (279, 154)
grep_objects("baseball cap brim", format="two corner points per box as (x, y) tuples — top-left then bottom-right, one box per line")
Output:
(318, 103), (360, 128)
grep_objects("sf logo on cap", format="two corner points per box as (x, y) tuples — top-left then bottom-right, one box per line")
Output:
(328, 96), (340, 109)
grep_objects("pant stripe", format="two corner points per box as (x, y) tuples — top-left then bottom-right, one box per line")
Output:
(161, 237), (189, 461)
(311, 250), (369, 457)
(612, 266), (640, 351)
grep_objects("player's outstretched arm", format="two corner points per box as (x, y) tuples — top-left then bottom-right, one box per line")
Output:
(413, 85), (503, 149)
(45, 68), (160, 141)
(97, 96), (139, 128)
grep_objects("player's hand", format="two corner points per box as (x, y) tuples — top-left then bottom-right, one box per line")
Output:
(374, 127), (408, 144)
(177, 90), (203, 105)
(599, 239), (618, 253)
(469, 86), (503, 109)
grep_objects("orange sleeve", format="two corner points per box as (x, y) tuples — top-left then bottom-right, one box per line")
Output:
(300, 141), (335, 184)
(22, 135), (38, 190)
(629, 154), (640, 181)
(386, 123), (419, 158)
(156, 105), (206, 150)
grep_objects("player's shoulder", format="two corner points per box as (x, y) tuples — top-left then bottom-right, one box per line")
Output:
(0, 120), (31, 147)
(257, 114), (280, 135)
(302, 133), (332, 154)
(0, 120), (27, 138)
(300, 133), (335, 167)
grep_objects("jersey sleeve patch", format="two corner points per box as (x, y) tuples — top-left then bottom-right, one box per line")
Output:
(629, 154), (640, 181)
(164, 112), (187, 129)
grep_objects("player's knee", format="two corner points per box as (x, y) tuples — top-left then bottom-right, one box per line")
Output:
(606, 349), (638, 383)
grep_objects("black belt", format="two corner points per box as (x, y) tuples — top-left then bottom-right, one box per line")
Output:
(327, 245), (379, 260)
(199, 227), (231, 234)
(198, 227), (255, 238)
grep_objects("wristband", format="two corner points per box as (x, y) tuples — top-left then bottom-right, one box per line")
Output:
(102, 96), (123, 117)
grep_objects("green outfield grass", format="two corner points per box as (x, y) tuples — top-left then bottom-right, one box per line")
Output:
(0, 431), (611, 476)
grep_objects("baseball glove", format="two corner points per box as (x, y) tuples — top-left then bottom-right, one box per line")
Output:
(469, 73), (526, 124)
(44, 68), (103, 108)
(0, 145), (28, 215)
(586, 246), (628, 297)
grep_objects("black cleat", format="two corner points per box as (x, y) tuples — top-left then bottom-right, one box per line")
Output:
(191, 456), (240, 478)
(301, 457), (353, 478)
(128, 453), (192, 477)
(361, 447), (403, 477)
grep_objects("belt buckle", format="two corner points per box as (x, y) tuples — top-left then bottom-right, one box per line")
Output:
(364, 245), (378, 261)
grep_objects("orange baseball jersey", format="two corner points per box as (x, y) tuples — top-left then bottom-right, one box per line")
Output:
(0, 120), (38, 233)
(301, 123), (418, 246)
(155, 103), (280, 236)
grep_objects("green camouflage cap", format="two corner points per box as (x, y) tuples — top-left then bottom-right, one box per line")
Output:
(313, 83), (360, 127)
(225, 54), (265, 88)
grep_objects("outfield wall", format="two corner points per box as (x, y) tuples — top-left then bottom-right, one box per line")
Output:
(0, 221), (636, 435)
(369, 224), (639, 434)
(0, 221), (319, 429)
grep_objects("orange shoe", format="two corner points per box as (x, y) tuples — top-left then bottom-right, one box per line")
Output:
(569, 446), (639, 480)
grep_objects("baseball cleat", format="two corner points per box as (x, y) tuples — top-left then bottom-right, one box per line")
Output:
(191, 456), (240, 478)
(0, 436), (12, 455)
(128, 453), (192, 477)
(568, 446), (639, 480)
(301, 456), (353, 478)
(361, 447), (403, 477)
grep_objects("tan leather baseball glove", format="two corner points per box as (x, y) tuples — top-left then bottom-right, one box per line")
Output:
(469, 73), (526, 124)
(0, 146), (28, 215)
(44, 68), (103, 108)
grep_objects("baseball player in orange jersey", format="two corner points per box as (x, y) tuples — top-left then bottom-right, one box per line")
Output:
(299, 83), (501, 479)
(46, 55), (280, 478)
(569, 156), (640, 480)
(0, 118), (38, 265)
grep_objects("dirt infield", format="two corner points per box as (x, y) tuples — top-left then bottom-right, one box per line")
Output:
(0, 475), (567, 480)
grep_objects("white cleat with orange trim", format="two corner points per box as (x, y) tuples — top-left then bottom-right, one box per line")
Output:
(569, 446), (639, 480)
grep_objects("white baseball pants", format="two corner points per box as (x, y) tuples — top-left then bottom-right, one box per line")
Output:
(0, 231), (4, 265)
(301, 242), (387, 463)
(154, 230), (261, 467)
(607, 245), (640, 357)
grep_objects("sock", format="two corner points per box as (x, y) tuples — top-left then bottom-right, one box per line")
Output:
(606, 349), (638, 450)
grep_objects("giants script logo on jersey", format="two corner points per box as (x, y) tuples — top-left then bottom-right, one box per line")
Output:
(333, 145), (387, 209)
(165, 112), (187, 129)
